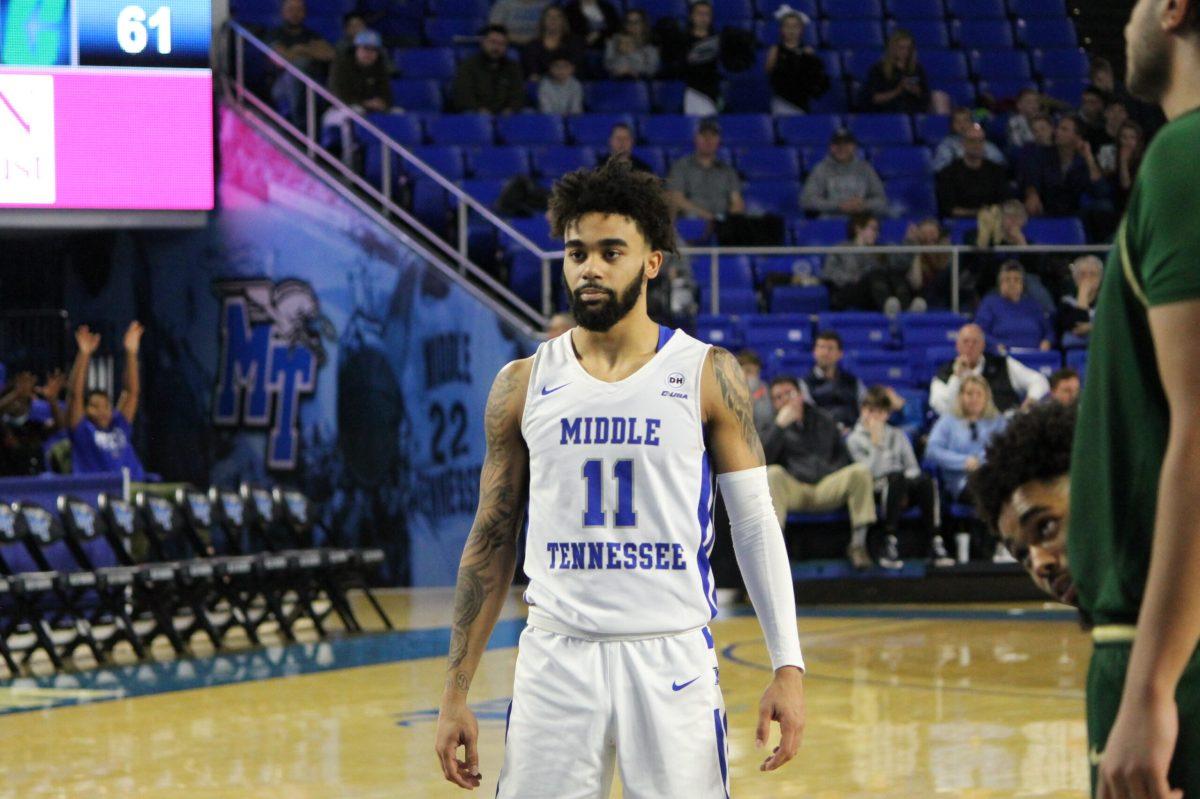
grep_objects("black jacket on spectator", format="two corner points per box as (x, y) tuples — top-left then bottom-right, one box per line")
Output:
(562, 0), (621, 47)
(804, 367), (862, 430)
(935, 158), (1010, 218)
(862, 61), (929, 113)
(1018, 147), (1108, 217)
(451, 53), (526, 113)
(935, 353), (1020, 412)
(684, 31), (722, 101)
(769, 46), (830, 111)
(328, 50), (393, 107)
(761, 403), (850, 484)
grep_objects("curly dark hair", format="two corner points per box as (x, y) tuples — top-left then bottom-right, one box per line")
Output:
(548, 160), (677, 254)
(969, 402), (1076, 536)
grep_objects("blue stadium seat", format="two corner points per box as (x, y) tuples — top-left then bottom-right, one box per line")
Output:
(410, 179), (449, 229)
(919, 49), (969, 81)
(722, 76), (774, 114)
(1009, 349), (1062, 378)
(1042, 77), (1088, 106)
(841, 50), (879, 82)
(822, 20), (884, 49)
(701, 287), (759, 315)
(1065, 348), (1087, 381)
(776, 114), (842, 146)
(423, 17), (484, 46)
(870, 145), (932, 178)
(914, 114), (951, 144)
(742, 181), (801, 214)
(971, 50), (1031, 80)
(813, 50), (842, 83)
(887, 177), (938, 217)
(819, 312), (894, 348)
(857, 361), (915, 388)
(1035, 48), (1090, 79)
(1015, 18), (1077, 48)
(640, 114), (698, 145)
(633, 146), (666, 174)
(886, 0), (945, 18)
(718, 114), (775, 145)
(361, 113), (423, 146)
(631, 0), (689, 21)
(744, 313), (814, 346)
(798, 143), (834, 170)
(585, 81), (651, 113)
(1008, 0), (1066, 17)
(735, 147), (801, 180)
(889, 19), (950, 48)
(406, 145), (465, 179)
(467, 146), (530, 178)
(390, 79), (442, 112)
(427, 0), (489, 15)
(568, 113), (635, 145)
(809, 83), (849, 114)
(533, 145), (596, 178)
(755, 255), (820, 284)
(876, 217), (911, 243)
(758, 0), (819, 19)
(427, 113), (494, 145)
(650, 80), (686, 113)
(497, 114), (565, 145)
(794, 217), (847, 246)
(770, 286), (831, 314)
(946, 0), (1006, 18)
(503, 215), (556, 250)
(768, 354), (816, 382)
(458, 178), (506, 207)
(395, 48), (456, 80)
(978, 79), (1037, 103)
(821, 0), (883, 18)
(848, 114), (913, 145)
(900, 312), (965, 347)
(952, 19), (1013, 48)
(691, 255), (756, 292)
(694, 316), (743, 349)
(942, 217), (976, 243)
(755, 19), (820, 48)
(711, 0), (755, 25)
(928, 78), (976, 108)
(1025, 217), (1085, 245)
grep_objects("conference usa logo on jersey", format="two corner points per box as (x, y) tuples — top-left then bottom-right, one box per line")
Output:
(212, 279), (336, 470)
(662, 371), (688, 399)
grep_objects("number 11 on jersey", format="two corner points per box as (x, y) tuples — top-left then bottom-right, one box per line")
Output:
(581, 459), (637, 528)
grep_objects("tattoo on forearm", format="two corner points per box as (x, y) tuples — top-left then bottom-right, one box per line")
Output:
(712, 348), (766, 465)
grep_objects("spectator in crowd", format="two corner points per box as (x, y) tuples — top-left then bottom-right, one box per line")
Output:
(975, 261), (1056, 353)
(862, 29), (930, 114)
(1048, 368), (1081, 406)
(682, 1), (722, 116)
(1099, 99), (1129, 152)
(488, 0), (551, 46)
(926, 375), (1007, 502)
(1020, 116), (1107, 218)
(538, 55), (583, 114)
(764, 6), (828, 115)
(929, 323), (1050, 416)
(452, 25), (526, 114)
(1006, 88), (1042, 149)
(0, 369), (65, 476)
(1030, 113), (1055, 147)
(1058, 254), (1103, 342)
(801, 128), (888, 217)
(802, 330), (865, 430)
(822, 213), (918, 314)
(965, 200), (1056, 308)
(546, 312), (573, 338)
(666, 118), (744, 222)
(932, 107), (1007, 172)
(902, 218), (957, 309)
(603, 9), (660, 78)
(847, 386), (951, 570)
(268, 0), (335, 127)
(935, 123), (1011, 218)
(1089, 54), (1164, 136)
(327, 29), (392, 114)
(597, 123), (654, 173)
(522, 5), (583, 81)
(335, 11), (367, 56)
(1097, 120), (1145, 212)
(1013, 113), (1055, 187)
(1078, 85), (1112, 151)
(763, 376), (878, 570)
(736, 349), (777, 435)
(563, 0), (620, 50)
(67, 323), (146, 481)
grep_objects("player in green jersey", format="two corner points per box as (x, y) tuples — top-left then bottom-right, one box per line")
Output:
(1069, 1), (1200, 797)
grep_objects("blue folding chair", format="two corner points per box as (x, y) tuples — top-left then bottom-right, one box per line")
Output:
(952, 18), (1013, 48)
(795, 217), (848, 247)
(822, 0), (883, 18)
(633, 146), (666, 174)
(568, 113), (635, 145)
(711, 0), (754, 25)
(676, 217), (713, 246)
(742, 181), (800, 215)
(630, 0), (688, 22)
(822, 20), (884, 49)
(1008, 0), (1066, 18)
(947, 0), (1006, 17)
(755, 255), (821, 284)
(1065, 348), (1087, 382)
(650, 80), (686, 113)
(640, 114), (698, 146)
(427, 0), (489, 15)
(971, 50), (1031, 80)
(722, 76), (774, 114)
(1042, 78), (1088, 106)
(841, 50), (879, 83)
(694, 315), (743, 349)
(914, 113), (952, 144)
(423, 17), (483, 46)
(533, 145), (596, 178)
(406, 145), (465, 179)
(718, 114), (775, 145)
(889, 19), (950, 48)
(1025, 217), (1086, 245)
(770, 286), (830, 314)
(466, 146), (530, 179)
(426, 113), (494, 145)
(735, 147), (801, 181)
(919, 49), (969, 81)
(390, 79), (442, 112)
(849, 114), (914, 145)
(691, 255), (756, 291)
(395, 48), (456, 80)
(745, 313), (814, 348)
(458, 178), (506, 207)
(361, 113), (422, 146)
(1015, 18), (1077, 48)
(887, 177), (938, 217)
(870, 145), (932, 178)
(497, 114), (565, 146)
(887, 0), (946, 18)
(701, 286), (760, 315)
(586, 81), (651, 113)
(1033, 48), (1090, 80)
(776, 114), (842, 146)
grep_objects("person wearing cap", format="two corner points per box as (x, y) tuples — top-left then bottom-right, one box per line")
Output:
(764, 5), (828, 115)
(666, 119), (745, 222)
(327, 28), (393, 114)
(800, 128), (888, 217)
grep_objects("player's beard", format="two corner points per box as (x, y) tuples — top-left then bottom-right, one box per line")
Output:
(1126, 0), (1173, 104)
(568, 264), (645, 332)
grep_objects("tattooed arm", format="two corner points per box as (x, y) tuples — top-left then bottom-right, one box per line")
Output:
(435, 357), (531, 790)
(702, 346), (766, 473)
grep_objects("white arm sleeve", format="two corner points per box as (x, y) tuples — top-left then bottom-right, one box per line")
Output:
(717, 466), (805, 673)
(1006, 356), (1051, 401)
(929, 373), (960, 417)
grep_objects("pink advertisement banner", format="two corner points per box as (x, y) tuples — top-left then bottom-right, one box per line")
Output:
(0, 69), (214, 210)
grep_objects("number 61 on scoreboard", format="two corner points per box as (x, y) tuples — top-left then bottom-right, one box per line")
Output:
(78, 0), (211, 68)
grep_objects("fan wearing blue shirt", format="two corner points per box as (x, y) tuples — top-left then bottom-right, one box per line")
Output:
(67, 322), (146, 481)
(974, 261), (1056, 353)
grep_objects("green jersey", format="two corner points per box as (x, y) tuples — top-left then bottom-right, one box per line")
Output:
(1069, 107), (1200, 626)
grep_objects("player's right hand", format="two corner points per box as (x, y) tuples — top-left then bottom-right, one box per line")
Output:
(435, 703), (482, 790)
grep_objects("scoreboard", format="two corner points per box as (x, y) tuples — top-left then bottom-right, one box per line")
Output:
(0, 0), (213, 211)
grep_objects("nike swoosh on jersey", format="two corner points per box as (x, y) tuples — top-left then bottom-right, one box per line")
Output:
(541, 383), (570, 396)
(672, 676), (700, 691)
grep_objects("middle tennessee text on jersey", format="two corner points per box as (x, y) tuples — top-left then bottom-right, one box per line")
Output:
(520, 326), (720, 638)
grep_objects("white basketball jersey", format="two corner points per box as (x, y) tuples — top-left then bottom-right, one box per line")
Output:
(520, 326), (717, 637)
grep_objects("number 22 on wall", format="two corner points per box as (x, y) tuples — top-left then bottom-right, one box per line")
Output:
(582, 459), (637, 528)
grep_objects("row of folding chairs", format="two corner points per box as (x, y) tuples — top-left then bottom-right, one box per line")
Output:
(0, 485), (392, 675)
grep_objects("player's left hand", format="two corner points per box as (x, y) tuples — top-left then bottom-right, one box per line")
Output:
(755, 665), (806, 772)
(1096, 693), (1182, 799)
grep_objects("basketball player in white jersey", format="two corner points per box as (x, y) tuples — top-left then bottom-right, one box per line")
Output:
(435, 161), (806, 797)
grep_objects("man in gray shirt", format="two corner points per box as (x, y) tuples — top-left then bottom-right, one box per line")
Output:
(801, 127), (889, 217)
(666, 118), (745, 221)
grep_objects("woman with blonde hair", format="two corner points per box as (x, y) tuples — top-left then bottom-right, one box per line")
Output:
(925, 375), (1007, 500)
(863, 29), (930, 113)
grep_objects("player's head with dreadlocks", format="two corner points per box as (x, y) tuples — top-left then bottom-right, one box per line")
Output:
(969, 401), (1078, 606)
(549, 160), (675, 332)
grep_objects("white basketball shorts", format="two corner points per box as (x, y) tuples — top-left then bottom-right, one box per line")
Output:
(495, 623), (731, 799)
